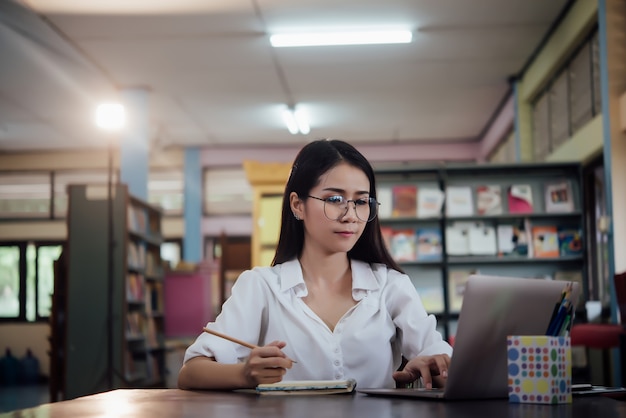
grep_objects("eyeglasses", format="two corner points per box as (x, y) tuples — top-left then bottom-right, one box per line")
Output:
(307, 195), (379, 222)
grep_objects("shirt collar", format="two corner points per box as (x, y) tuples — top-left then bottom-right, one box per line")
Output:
(279, 258), (380, 297)
(280, 259), (306, 293)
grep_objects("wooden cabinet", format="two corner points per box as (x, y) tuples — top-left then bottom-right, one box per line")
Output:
(375, 162), (586, 340)
(59, 184), (165, 400)
(243, 161), (291, 267)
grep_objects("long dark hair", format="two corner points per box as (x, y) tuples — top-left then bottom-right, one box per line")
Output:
(272, 139), (403, 273)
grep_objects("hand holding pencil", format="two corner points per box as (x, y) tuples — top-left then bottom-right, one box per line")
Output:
(202, 327), (298, 364)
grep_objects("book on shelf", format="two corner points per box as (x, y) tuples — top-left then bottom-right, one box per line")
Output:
(507, 184), (534, 214)
(557, 227), (583, 257)
(496, 224), (516, 256)
(146, 352), (162, 381)
(146, 317), (159, 347)
(126, 311), (146, 338)
(531, 225), (559, 258)
(145, 282), (164, 314)
(255, 379), (357, 395)
(417, 188), (445, 218)
(498, 221), (542, 259)
(415, 283), (444, 313)
(126, 273), (145, 302)
(377, 186), (393, 219)
(467, 223), (497, 256)
(416, 228), (442, 261)
(544, 180), (575, 213)
(390, 229), (417, 261)
(445, 186), (473, 217)
(391, 185), (418, 218)
(475, 185), (502, 215)
(445, 222), (471, 256)
(447, 270), (475, 313)
(124, 348), (136, 379)
(127, 205), (148, 234)
(507, 219), (532, 257)
(127, 242), (146, 270)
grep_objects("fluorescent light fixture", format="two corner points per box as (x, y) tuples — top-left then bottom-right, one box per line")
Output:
(270, 30), (412, 47)
(282, 108), (299, 134)
(282, 106), (310, 135)
(295, 108), (310, 135)
(95, 103), (126, 131)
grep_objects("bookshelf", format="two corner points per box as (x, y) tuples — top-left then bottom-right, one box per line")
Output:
(375, 162), (585, 341)
(61, 184), (166, 400)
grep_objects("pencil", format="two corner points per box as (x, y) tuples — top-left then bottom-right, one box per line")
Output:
(202, 327), (297, 363)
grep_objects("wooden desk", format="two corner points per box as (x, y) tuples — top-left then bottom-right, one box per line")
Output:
(0, 389), (626, 418)
(4, 389), (626, 418)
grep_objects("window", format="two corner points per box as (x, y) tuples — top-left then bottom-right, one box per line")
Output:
(530, 27), (599, 161)
(549, 71), (570, 149)
(35, 245), (63, 318)
(0, 173), (51, 219)
(569, 43), (593, 132)
(161, 239), (182, 270)
(149, 170), (184, 216)
(0, 245), (20, 318)
(0, 242), (62, 322)
(203, 167), (253, 216)
(0, 169), (116, 220)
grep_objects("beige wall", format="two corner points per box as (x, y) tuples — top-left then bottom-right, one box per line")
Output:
(546, 114), (603, 164)
(0, 323), (50, 377)
(0, 148), (184, 171)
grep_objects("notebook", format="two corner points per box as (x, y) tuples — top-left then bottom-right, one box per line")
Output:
(358, 274), (580, 401)
(256, 379), (357, 395)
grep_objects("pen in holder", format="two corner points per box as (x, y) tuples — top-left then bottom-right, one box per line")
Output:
(545, 282), (574, 337)
(507, 335), (572, 404)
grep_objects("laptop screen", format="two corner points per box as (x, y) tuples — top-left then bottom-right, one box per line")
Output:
(443, 274), (580, 400)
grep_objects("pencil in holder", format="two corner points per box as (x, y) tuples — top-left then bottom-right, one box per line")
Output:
(507, 335), (572, 404)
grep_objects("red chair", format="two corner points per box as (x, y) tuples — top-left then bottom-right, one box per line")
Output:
(570, 272), (626, 386)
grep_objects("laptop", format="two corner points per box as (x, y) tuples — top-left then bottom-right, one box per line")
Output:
(358, 274), (580, 400)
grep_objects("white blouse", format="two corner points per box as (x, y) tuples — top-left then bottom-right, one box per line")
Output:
(183, 258), (453, 389)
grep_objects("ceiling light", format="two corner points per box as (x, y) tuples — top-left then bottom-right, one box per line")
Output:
(282, 106), (310, 135)
(294, 108), (310, 135)
(270, 30), (412, 47)
(95, 103), (126, 131)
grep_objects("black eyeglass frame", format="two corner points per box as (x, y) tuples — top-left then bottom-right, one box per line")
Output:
(307, 195), (380, 222)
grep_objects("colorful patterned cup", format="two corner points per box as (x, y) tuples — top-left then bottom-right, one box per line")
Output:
(507, 335), (572, 404)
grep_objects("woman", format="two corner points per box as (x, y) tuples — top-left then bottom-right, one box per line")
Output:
(178, 139), (452, 390)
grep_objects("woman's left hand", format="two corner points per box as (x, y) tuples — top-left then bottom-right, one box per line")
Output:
(392, 354), (451, 389)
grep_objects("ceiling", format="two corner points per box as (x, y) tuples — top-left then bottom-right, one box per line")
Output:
(0, 0), (570, 154)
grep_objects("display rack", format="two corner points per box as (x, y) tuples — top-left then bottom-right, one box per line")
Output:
(375, 162), (585, 340)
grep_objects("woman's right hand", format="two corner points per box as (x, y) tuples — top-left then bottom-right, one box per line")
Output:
(242, 340), (293, 386)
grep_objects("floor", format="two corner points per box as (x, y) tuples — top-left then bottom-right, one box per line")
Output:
(0, 384), (49, 413)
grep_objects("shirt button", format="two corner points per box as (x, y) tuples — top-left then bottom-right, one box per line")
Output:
(334, 360), (340, 366)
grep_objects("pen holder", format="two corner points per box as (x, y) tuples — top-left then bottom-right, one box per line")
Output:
(507, 335), (572, 404)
